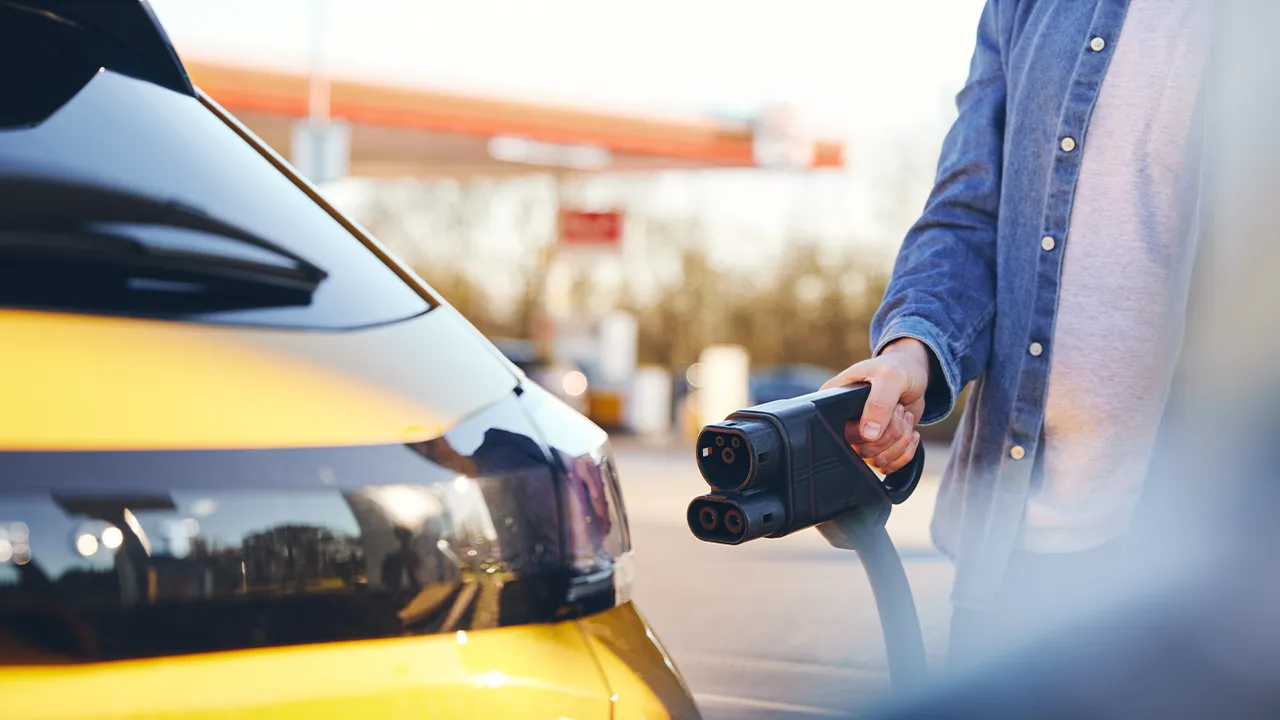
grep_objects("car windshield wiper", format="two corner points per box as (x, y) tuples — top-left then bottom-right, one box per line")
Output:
(0, 221), (326, 291)
(0, 176), (327, 283)
(0, 177), (329, 316)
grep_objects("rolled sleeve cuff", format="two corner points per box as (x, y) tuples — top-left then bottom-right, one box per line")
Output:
(873, 316), (960, 425)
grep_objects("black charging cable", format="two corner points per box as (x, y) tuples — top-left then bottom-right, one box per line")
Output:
(817, 462), (929, 693)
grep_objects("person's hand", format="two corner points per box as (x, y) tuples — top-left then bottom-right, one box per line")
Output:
(821, 338), (931, 474)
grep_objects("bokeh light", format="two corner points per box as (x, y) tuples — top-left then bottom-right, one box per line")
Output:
(75, 533), (99, 557)
(562, 370), (589, 397)
(685, 363), (703, 388)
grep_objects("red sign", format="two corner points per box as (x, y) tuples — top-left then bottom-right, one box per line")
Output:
(558, 210), (624, 248)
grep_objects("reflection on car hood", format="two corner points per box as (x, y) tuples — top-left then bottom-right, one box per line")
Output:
(0, 307), (518, 451)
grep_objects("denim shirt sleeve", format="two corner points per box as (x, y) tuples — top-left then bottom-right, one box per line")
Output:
(870, 0), (1007, 425)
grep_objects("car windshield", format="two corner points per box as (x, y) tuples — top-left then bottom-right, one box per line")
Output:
(0, 4), (432, 329)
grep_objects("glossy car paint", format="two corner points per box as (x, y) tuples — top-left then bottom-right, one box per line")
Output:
(0, 308), (513, 450)
(0, 609), (613, 720)
(0, 602), (695, 720)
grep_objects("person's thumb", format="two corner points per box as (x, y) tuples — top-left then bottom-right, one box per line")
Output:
(860, 368), (907, 442)
(822, 361), (905, 442)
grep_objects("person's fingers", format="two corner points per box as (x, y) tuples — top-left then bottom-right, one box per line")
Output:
(826, 357), (917, 453)
(821, 359), (875, 392)
(880, 431), (921, 475)
(906, 399), (925, 429)
(827, 361), (909, 443)
(870, 411), (913, 469)
(847, 403), (903, 447)
(852, 404), (909, 459)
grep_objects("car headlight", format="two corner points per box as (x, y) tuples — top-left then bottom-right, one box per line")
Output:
(554, 443), (633, 610)
(0, 386), (632, 666)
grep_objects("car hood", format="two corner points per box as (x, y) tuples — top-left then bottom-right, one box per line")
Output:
(0, 307), (518, 450)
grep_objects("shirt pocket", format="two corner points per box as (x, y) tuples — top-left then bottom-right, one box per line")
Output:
(1145, 39), (1207, 176)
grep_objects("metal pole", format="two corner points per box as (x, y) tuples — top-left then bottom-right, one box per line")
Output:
(308, 0), (330, 126)
(533, 171), (565, 364)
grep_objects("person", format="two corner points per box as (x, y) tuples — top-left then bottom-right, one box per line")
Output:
(822, 0), (1214, 665)
(866, 5), (1280, 708)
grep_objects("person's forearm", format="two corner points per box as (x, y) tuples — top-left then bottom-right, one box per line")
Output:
(869, 0), (1006, 423)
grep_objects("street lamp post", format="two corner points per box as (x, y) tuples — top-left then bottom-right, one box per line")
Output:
(308, 0), (330, 127)
(291, 0), (348, 184)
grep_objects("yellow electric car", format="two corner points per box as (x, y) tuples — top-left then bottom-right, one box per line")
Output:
(0, 2), (699, 718)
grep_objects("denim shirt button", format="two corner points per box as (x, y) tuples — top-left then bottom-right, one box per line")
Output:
(1090, 37), (1106, 52)
(1041, 235), (1056, 251)
(1009, 445), (1026, 461)
(1028, 342), (1044, 357)
(1060, 137), (1077, 152)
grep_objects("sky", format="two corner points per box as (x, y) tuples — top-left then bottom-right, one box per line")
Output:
(148, 0), (983, 145)
(145, 1), (987, 294)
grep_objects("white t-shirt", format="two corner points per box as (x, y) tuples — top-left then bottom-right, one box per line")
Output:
(1023, 0), (1213, 553)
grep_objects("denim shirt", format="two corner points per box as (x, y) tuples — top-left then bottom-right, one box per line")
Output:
(871, 0), (1207, 607)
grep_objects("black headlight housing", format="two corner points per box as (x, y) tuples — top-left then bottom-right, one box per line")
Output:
(517, 383), (633, 617)
(0, 384), (633, 664)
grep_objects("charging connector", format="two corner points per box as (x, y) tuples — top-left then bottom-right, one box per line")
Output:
(686, 384), (929, 691)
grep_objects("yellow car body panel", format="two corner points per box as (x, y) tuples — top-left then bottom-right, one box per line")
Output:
(0, 616), (612, 720)
(579, 604), (700, 720)
(0, 308), (515, 451)
(0, 603), (691, 720)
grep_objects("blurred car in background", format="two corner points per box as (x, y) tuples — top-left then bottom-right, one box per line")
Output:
(749, 363), (838, 405)
(489, 337), (591, 415)
(0, 2), (698, 718)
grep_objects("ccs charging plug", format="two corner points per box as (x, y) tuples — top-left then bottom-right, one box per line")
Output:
(687, 384), (925, 545)
(686, 383), (930, 691)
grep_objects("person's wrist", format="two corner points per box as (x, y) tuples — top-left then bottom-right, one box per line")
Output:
(880, 337), (931, 388)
